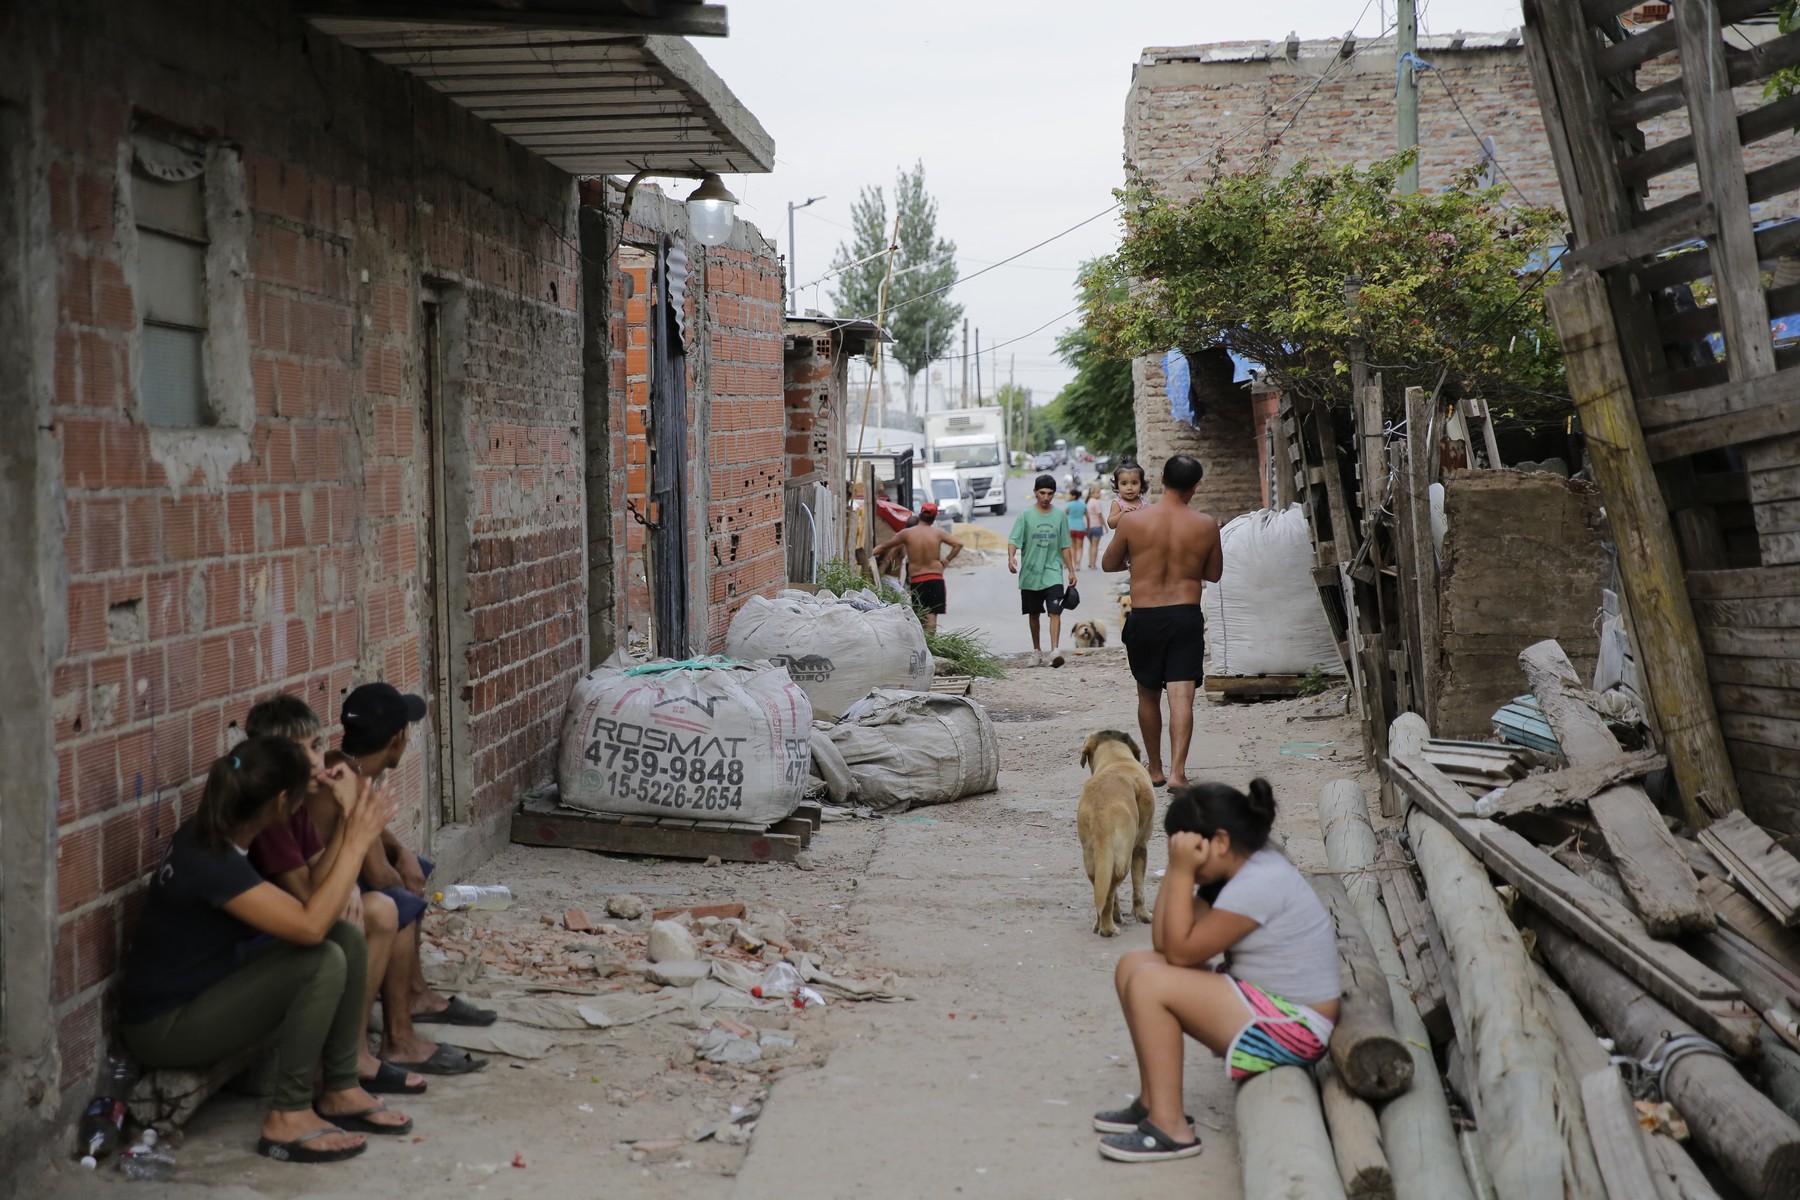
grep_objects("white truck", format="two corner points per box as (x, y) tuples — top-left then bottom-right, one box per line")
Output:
(924, 407), (1009, 516)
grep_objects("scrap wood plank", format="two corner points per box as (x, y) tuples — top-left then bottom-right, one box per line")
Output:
(1520, 641), (1714, 936)
(1393, 754), (1760, 1057)
(1205, 674), (1306, 699)
(1698, 873), (1800, 977)
(1487, 750), (1668, 818)
(511, 793), (802, 864)
(1698, 812), (1800, 927)
(1374, 828), (1456, 1046)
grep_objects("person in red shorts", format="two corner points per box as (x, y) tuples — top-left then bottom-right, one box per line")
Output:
(871, 502), (964, 635)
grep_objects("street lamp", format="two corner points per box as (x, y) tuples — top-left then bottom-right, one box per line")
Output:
(684, 174), (739, 247)
(787, 195), (825, 314)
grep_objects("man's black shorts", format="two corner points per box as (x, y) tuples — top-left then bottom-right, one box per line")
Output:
(1020, 584), (1066, 616)
(909, 577), (947, 615)
(1121, 603), (1206, 691)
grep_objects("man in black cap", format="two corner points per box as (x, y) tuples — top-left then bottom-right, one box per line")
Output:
(341, 682), (497, 1052)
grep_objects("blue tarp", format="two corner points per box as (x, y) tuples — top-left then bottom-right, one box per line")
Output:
(1163, 348), (1195, 425)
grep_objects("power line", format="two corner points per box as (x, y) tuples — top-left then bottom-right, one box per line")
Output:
(1428, 69), (1545, 208)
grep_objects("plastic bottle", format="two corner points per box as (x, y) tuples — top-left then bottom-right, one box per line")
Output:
(73, 1053), (138, 1161)
(751, 961), (803, 999)
(118, 1129), (177, 1182)
(432, 883), (514, 911)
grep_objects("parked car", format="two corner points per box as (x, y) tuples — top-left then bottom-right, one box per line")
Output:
(1093, 453), (1116, 476)
(1030, 451), (1058, 471)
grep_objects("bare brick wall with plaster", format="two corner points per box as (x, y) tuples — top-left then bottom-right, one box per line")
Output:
(35, 0), (579, 1093)
(1131, 349), (1265, 521)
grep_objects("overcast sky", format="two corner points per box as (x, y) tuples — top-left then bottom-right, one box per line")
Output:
(697, 2), (1527, 405)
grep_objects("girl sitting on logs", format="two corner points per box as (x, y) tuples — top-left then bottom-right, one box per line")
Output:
(118, 737), (407, 1162)
(1095, 779), (1341, 1163)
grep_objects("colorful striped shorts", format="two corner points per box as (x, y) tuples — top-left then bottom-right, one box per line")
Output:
(1225, 978), (1335, 1081)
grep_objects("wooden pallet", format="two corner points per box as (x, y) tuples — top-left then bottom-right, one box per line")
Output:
(1205, 674), (1307, 701)
(511, 794), (823, 864)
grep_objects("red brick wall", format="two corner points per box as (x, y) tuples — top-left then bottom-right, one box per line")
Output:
(585, 181), (787, 658)
(39, 1), (579, 1091)
(703, 245), (787, 650)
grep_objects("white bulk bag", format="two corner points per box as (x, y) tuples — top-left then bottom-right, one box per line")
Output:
(724, 589), (931, 720)
(824, 690), (1000, 811)
(557, 654), (812, 826)
(1202, 505), (1344, 677)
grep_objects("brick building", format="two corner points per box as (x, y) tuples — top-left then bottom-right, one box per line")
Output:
(0, 1), (779, 1185)
(1122, 18), (1800, 512)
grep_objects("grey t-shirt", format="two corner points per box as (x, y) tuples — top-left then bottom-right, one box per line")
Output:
(1213, 848), (1341, 1007)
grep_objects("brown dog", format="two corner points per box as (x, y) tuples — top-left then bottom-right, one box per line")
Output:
(1077, 730), (1156, 936)
(1071, 619), (1108, 649)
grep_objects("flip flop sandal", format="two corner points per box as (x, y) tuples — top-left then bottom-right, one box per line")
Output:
(321, 1102), (413, 1136)
(390, 1043), (487, 1076)
(412, 995), (497, 1026)
(257, 1125), (366, 1164)
(1093, 1100), (1195, 1134)
(358, 1060), (427, 1095)
(1097, 1119), (1203, 1164)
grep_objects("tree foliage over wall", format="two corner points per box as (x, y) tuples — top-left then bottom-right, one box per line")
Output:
(1084, 152), (1568, 417)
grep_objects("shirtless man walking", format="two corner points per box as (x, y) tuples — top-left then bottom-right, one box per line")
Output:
(1100, 454), (1222, 788)
(872, 502), (964, 635)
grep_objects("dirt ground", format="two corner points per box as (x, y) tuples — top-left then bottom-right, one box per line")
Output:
(27, 646), (1373, 1200)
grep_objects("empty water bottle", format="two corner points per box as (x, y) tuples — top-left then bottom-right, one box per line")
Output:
(73, 1052), (138, 1161)
(433, 883), (513, 911)
(118, 1130), (177, 1182)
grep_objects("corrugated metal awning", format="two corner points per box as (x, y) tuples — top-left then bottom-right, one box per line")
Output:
(307, 21), (774, 176)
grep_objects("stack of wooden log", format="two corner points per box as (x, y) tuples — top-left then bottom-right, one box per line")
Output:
(1282, 634), (1800, 1200)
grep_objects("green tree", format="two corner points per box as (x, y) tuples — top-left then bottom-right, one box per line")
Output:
(1052, 262), (1137, 460)
(1086, 152), (1567, 417)
(830, 162), (963, 417)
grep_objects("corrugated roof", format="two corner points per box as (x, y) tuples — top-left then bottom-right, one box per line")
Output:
(308, 21), (773, 176)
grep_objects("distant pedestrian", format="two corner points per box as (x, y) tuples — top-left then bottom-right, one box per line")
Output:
(1009, 473), (1078, 667)
(1066, 489), (1090, 562)
(1085, 485), (1107, 568)
(872, 503), (964, 636)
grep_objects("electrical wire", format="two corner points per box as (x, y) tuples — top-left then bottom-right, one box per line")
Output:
(832, 15), (1392, 344)
(1428, 69), (1545, 208)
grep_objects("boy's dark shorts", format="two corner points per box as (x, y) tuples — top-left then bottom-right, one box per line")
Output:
(361, 855), (435, 929)
(1020, 584), (1066, 616)
(1122, 604), (1206, 691)
(909, 578), (948, 615)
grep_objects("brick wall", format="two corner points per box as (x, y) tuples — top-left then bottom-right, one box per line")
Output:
(36, 0), (580, 1094)
(584, 179), (787, 658)
(1131, 348), (1266, 520)
(703, 244), (787, 650)
(785, 331), (838, 485)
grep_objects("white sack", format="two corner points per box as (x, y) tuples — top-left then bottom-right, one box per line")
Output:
(724, 589), (931, 720)
(557, 653), (812, 825)
(824, 689), (999, 811)
(1201, 505), (1344, 677)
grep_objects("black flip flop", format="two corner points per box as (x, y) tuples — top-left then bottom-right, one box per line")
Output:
(359, 1060), (427, 1095)
(257, 1125), (366, 1164)
(412, 995), (497, 1026)
(1097, 1119), (1203, 1163)
(389, 1043), (487, 1076)
(321, 1102), (413, 1136)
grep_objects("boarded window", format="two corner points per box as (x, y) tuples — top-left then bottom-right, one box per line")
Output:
(131, 139), (210, 427)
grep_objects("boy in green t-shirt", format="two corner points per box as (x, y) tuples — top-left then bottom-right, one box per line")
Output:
(1008, 473), (1078, 667)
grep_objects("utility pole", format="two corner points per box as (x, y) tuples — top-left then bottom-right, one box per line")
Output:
(785, 196), (825, 315)
(974, 328), (983, 403)
(961, 318), (969, 409)
(1397, 0), (1419, 195)
(924, 327), (931, 414)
